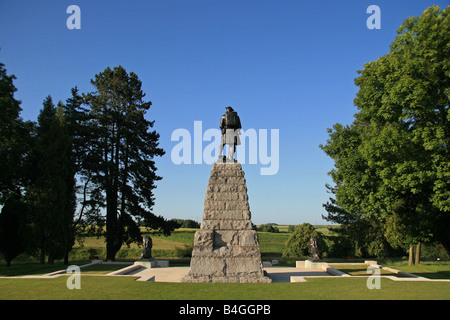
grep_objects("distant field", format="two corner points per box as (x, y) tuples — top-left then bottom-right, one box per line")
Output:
(0, 224), (323, 264)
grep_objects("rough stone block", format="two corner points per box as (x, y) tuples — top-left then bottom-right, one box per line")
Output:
(200, 219), (252, 230)
(156, 260), (169, 268)
(226, 257), (265, 276)
(194, 230), (214, 247)
(182, 162), (271, 283)
(189, 258), (226, 277)
(262, 261), (272, 267)
(203, 209), (251, 221)
(213, 230), (239, 247)
(238, 230), (259, 246)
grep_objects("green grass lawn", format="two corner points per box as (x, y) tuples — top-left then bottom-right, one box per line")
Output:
(0, 275), (448, 300)
(383, 261), (450, 279)
(1, 225), (449, 300)
(257, 232), (290, 254)
(329, 261), (450, 279)
(330, 265), (397, 276)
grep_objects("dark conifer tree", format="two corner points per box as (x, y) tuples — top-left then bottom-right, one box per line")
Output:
(82, 66), (176, 260)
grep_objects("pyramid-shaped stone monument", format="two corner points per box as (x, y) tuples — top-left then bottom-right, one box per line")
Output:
(182, 162), (271, 283)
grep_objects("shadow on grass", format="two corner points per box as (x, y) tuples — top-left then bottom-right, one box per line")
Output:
(0, 260), (125, 277)
(409, 271), (450, 279)
(0, 263), (69, 277)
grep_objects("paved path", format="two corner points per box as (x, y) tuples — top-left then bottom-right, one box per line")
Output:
(128, 266), (332, 283)
(133, 266), (190, 282)
(3, 262), (449, 283)
(265, 267), (332, 283)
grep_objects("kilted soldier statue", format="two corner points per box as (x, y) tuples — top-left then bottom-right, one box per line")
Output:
(218, 106), (242, 162)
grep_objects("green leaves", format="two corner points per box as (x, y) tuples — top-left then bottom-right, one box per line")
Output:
(80, 65), (171, 260)
(27, 95), (75, 263)
(0, 63), (33, 202)
(283, 223), (321, 257)
(322, 5), (449, 255)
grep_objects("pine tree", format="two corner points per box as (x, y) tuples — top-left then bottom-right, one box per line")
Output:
(82, 66), (176, 260)
(30, 96), (75, 264)
(0, 196), (30, 266)
(0, 61), (34, 202)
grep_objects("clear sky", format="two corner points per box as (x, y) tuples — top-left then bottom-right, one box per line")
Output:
(1, 0), (448, 225)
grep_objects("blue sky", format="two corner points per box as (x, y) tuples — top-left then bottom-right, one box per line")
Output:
(1, 0), (448, 225)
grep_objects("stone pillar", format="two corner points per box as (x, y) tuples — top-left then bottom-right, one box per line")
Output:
(182, 162), (271, 283)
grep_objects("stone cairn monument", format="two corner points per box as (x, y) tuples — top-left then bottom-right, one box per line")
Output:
(182, 162), (271, 283)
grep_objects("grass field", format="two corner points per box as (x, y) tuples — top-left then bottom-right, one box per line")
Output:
(0, 275), (448, 300)
(1, 225), (449, 300)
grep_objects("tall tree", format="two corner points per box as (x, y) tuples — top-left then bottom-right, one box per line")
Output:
(61, 87), (93, 261)
(0, 61), (34, 202)
(321, 6), (449, 264)
(0, 61), (36, 266)
(29, 96), (75, 264)
(0, 61), (21, 201)
(0, 195), (30, 266)
(82, 66), (175, 261)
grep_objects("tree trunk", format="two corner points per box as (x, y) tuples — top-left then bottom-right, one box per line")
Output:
(106, 190), (123, 261)
(415, 242), (421, 265)
(106, 207), (118, 261)
(408, 245), (414, 266)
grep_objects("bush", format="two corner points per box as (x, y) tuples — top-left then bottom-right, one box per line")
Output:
(170, 219), (200, 229)
(258, 224), (279, 233)
(421, 243), (450, 261)
(323, 235), (353, 258)
(174, 244), (193, 258)
(0, 197), (29, 266)
(283, 223), (323, 257)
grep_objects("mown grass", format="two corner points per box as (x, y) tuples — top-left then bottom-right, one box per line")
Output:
(330, 265), (404, 276)
(383, 261), (450, 279)
(257, 232), (290, 254)
(0, 276), (448, 300)
(1, 224), (449, 300)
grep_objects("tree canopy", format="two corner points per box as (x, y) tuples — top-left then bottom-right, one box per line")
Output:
(321, 6), (449, 263)
(80, 66), (176, 260)
(0, 62), (174, 264)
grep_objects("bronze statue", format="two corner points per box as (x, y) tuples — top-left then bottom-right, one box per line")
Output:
(218, 106), (242, 162)
(310, 236), (320, 261)
(140, 235), (153, 259)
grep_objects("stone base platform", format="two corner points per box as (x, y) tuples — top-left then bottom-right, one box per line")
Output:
(134, 258), (169, 268)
